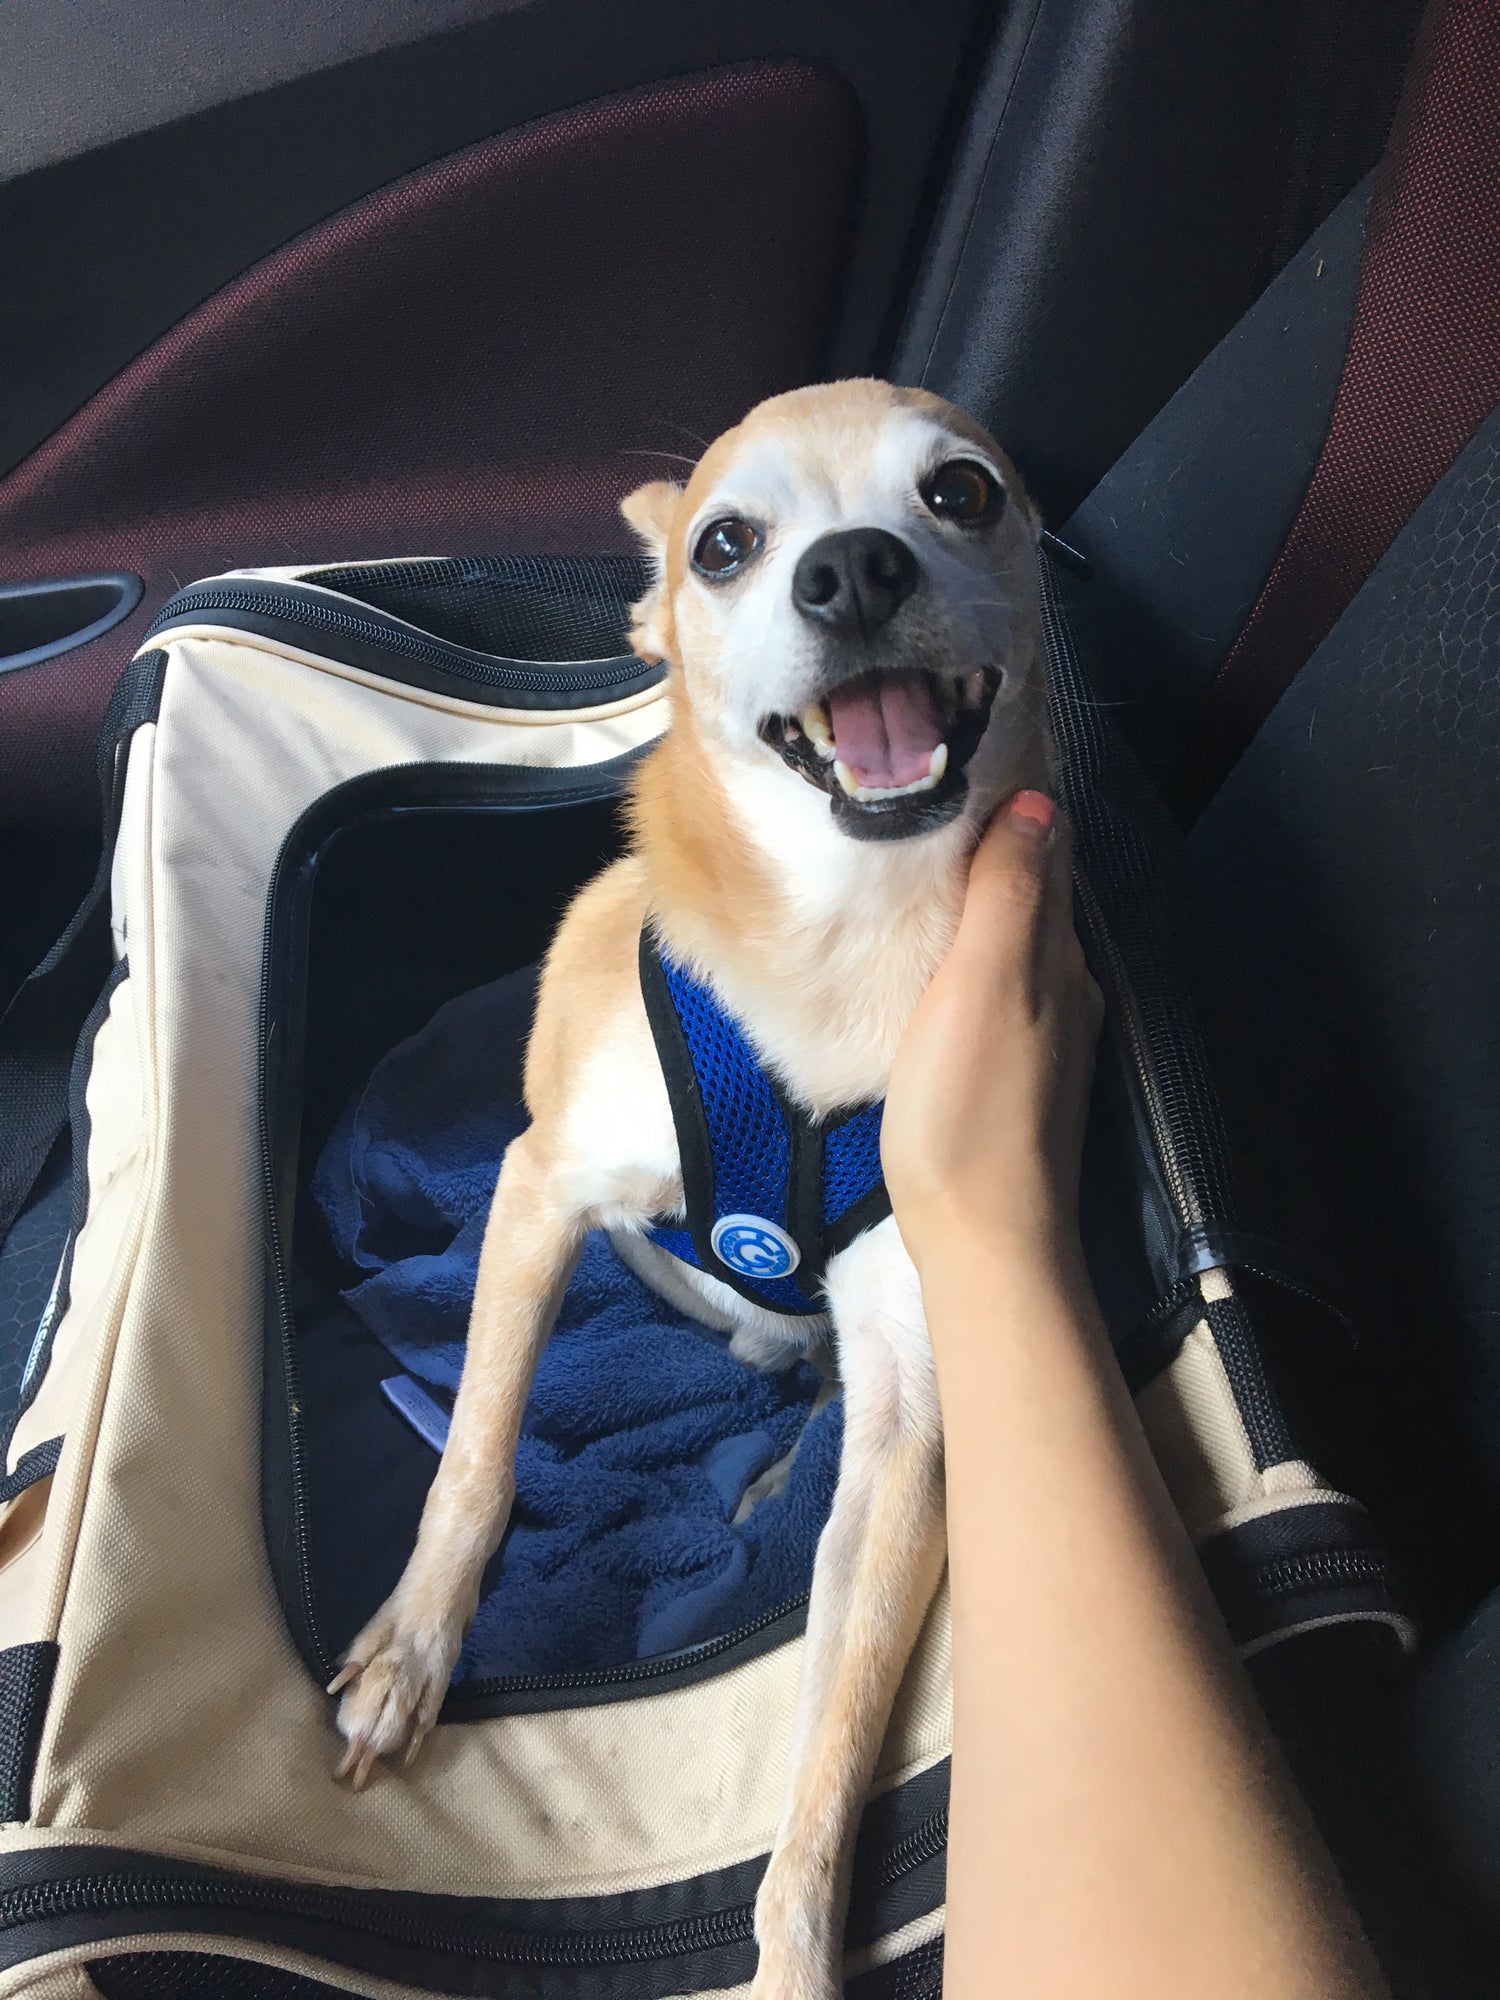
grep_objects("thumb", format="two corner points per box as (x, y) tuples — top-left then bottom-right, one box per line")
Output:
(961, 790), (1060, 932)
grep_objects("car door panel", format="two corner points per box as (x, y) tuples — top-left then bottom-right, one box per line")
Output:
(0, 0), (988, 829)
(0, 61), (865, 824)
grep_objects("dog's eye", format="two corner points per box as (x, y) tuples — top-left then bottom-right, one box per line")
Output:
(692, 517), (762, 578)
(920, 460), (1002, 525)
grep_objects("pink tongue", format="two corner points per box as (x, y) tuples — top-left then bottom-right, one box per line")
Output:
(826, 673), (944, 789)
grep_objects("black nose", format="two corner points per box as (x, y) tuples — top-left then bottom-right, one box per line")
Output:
(791, 528), (921, 636)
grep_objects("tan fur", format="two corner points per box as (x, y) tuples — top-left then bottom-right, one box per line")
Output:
(632, 713), (973, 1115)
(332, 380), (1050, 1996)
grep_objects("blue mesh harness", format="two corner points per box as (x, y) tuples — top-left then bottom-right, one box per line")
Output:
(639, 926), (890, 1315)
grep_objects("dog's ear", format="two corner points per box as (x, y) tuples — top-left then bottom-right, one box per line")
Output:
(621, 480), (684, 665)
(620, 479), (682, 560)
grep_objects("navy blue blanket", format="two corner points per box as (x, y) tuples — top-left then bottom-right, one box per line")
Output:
(313, 967), (840, 1680)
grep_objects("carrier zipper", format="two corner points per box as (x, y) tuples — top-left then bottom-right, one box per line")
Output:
(1250, 1549), (1392, 1597)
(0, 1870), (751, 1966)
(454, 1589), (811, 1704)
(0, 1811), (946, 1970)
(870, 1809), (949, 1891)
(1071, 866), (1202, 1229)
(256, 834), (327, 1677)
(1041, 566), (1217, 1237)
(146, 580), (646, 698)
(1040, 548), (1240, 1240)
(1039, 554), (1298, 1468)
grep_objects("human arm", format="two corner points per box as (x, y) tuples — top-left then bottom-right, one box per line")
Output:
(881, 791), (1387, 1999)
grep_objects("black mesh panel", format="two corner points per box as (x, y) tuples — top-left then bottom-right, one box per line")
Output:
(309, 555), (651, 663)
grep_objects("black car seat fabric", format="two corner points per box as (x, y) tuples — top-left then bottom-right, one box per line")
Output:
(1188, 409), (1500, 1623)
(1406, 1585), (1500, 1960)
(1001, 1), (1500, 1983)
(1057, 177), (1372, 776)
(895, 0), (1424, 523)
(1187, 374), (1500, 2000)
(1140, 0), (1500, 1619)
(1193, 0), (1500, 809)
(1048, 0), (1500, 1632)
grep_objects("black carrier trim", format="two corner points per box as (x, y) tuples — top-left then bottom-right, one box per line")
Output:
(0, 651), (164, 1252)
(847, 1936), (944, 1998)
(0, 1438), (62, 1508)
(0, 958), (131, 1472)
(89, 1960), (355, 2000)
(146, 575), (664, 712)
(306, 554), (653, 667)
(87, 1938), (946, 2000)
(0, 1641), (58, 1822)
(260, 758), (827, 1715)
(1040, 554), (1297, 1465)
(1200, 1289), (1294, 1474)
(0, 1762), (947, 1994)
(1197, 1501), (1407, 1657)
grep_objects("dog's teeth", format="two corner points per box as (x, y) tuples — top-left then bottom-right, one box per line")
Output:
(835, 750), (948, 804)
(801, 703), (836, 759)
(962, 669), (987, 706)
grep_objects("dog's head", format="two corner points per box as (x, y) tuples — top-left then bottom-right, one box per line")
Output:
(622, 380), (1046, 844)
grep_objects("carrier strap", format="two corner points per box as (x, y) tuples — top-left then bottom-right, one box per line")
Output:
(0, 651), (166, 1249)
(1190, 0), (1500, 810)
(638, 926), (888, 1318)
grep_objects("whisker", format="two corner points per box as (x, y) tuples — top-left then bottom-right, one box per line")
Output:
(656, 419), (714, 450)
(618, 448), (700, 468)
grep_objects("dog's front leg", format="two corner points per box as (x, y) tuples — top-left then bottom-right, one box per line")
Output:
(332, 1129), (581, 1785)
(753, 1241), (946, 1999)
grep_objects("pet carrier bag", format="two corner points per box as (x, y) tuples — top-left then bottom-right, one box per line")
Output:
(0, 548), (1405, 1998)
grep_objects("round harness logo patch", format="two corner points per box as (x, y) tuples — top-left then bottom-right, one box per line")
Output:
(711, 1213), (801, 1279)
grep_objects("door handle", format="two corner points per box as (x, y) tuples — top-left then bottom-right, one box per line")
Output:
(0, 573), (144, 675)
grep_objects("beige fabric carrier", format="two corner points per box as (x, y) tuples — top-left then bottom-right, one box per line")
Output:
(0, 558), (953, 2000)
(0, 551), (1408, 1998)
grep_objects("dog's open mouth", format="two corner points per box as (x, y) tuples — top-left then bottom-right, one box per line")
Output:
(759, 666), (1001, 839)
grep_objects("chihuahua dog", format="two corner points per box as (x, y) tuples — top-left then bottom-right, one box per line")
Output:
(332, 378), (1050, 1998)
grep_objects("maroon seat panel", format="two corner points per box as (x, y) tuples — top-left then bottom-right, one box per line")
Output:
(0, 60), (861, 825)
(1189, 0), (1500, 808)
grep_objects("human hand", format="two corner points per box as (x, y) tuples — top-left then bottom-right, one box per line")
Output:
(881, 791), (1103, 1277)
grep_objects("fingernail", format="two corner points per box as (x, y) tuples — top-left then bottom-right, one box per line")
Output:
(1007, 789), (1056, 841)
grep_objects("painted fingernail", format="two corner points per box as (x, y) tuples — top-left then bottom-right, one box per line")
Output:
(1007, 789), (1056, 840)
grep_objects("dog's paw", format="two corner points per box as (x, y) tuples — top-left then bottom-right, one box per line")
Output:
(328, 1596), (463, 1790)
(729, 1321), (811, 1374)
(748, 1949), (839, 2000)
(734, 1444), (801, 1522)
